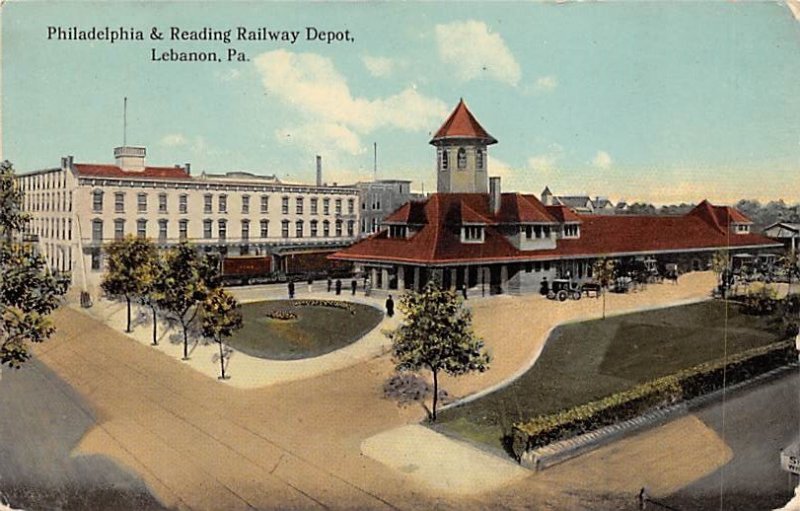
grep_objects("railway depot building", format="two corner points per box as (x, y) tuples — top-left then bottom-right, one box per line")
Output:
(17, 146), (360, 294)
(331, 100), (783, 294)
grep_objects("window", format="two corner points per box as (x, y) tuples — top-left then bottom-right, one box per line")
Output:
(92, 220), (103, 242)
(179, 194), (188, 214)
(348, 199), (355, 215)
(242, 195), (250, 214)
(218, 195), (227, 213)
(371, 218), (378, 233)
(310, 220), (318, 237)
(157, 219), (168, 242)
(311, 198), (318, 215)
(137, 219), (147, 239)
(114, 219), (125, 240)
(323, 198), (330, 215)
(179, 220), (188, 240)
(335, 220), (343, 237)
(441, 149), (449, 171)
(114, 192), (125, 213)
(158, 193), (168, 213)
(218, 219), (227, 240)
(476, 148), (485, 170)
(260, 220), (269, 238)
(203, 219), (213, 239)
(281, 220), (289, 238)
(335, 199), (342, 215)
(463, 226), (483, 241)
(241, 220), (250, 240)
(204, 194), (213, 214)
(525, 225), (533, 240)
(92, 190), (103, 212)
(347, 220), (355, 237)
(295, 220), (304, 238)
(260, 195), (269, 213)
(563, 224), (579, 237)
(68, 219), (72, 241)
(389, 225), (407, 238)
(137, 193), (147, 213)
(296, 197), (304, 214)
(323, 220), (330, 237)
(457, 147), (467, 169)
(281, 196), (289, 214)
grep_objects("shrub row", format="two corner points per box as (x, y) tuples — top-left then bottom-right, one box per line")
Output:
(265, 310), (297, 320)
(511, 340), (796, 460)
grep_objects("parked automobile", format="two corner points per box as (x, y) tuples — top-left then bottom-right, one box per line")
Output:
(546, 279), (583, 301)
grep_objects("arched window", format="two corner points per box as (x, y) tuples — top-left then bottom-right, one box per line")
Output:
(441, 149), (449, 171)
(457, 148), (467, 169)
(476, 148), (485, 170)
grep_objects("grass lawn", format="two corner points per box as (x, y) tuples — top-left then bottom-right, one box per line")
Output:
(436, 300), (789, 453)
(226, 300), (384, 360)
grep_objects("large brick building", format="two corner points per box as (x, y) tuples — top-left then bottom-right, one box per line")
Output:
(331, 99), (782, 294)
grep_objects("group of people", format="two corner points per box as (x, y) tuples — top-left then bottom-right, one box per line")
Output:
(285, 274), (395, 316)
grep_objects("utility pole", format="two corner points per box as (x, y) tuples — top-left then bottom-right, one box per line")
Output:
(373, 142), (377, 181)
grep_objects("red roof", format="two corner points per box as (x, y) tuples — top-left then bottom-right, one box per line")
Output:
(74, 164), (191, 180)
(332, 194), (778, 265)
(430, 99), (497, 145)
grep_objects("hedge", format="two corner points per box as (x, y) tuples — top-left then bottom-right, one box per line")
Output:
(511, 339), (796, 460)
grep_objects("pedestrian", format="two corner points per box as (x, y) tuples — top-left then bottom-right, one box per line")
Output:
(288, 280), (295, 299)
(307, 275), (314, 294)
(351, 278), (357, 295)
(385, 294), (394, 317)
(540, 277), (549, 296)
(365, 280), (371, 297)
(327, 275), (332, 293)
(461, 283), (468, 300)
(335, 279), (342, 295)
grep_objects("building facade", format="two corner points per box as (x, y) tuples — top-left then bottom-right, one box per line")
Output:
(17, 146), (360, 295)
(331, 100), (783, 294)
(353, 179), (425, 237)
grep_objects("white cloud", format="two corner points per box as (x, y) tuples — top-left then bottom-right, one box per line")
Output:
(362, 55), (395, 78)
(592, 150), (613, 169)
(533, 75), (558, 93)
(435, 20), (521, 86)
(253, 50), (447, 157)
(526, 144), (564, 176)
(160, 133), (188, 147)
(788, 0), (800, 22)
(215, 68), (241, 82)
(275, 123), (363, 156)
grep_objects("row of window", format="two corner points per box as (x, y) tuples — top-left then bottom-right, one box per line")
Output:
(17, 171), (66, 192)
(93, 190), (356, 216)
(92, 218), (356, 242)
(27, 217), (72, 241)
(439, 147), (486, 171)
(25, 191), (73, 213)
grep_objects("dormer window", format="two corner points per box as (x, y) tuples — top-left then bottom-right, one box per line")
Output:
(563, 224), (580, 238)
(388, 225), (408, 238)
(457, 148), (467, 169)
(461, 225), (484, 243)
(734, 223), (750, 235)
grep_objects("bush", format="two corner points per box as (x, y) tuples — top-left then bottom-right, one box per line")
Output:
(265, 310), (297, 320)
(511, 340), (795, 459)
(732, 286), (780, 315)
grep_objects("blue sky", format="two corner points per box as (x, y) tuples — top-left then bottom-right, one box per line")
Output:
(3, 1), (800, 204)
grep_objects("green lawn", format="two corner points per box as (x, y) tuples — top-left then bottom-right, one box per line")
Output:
(436, 300), (788, 453)
(226, 300), (384, 360)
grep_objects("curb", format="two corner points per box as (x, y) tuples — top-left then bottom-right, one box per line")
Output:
(521, 361), (799, 471)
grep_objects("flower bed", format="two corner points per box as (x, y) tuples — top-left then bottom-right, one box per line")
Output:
(291, 299), (355, 313)
(511, 339), (795, 459)
(265, 310), (298, 321)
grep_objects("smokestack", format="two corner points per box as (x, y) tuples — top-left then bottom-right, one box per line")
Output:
(489, 176), (501, 215)
(316, 155), (322, 186)
(185, 163), (191, 175)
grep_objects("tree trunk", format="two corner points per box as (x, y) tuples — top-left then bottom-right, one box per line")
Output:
(218, 340), (226, 379)
(431, 369), (439, 422)
(182, 321), (189, 360)
(125, 296), (132, 333)
(602, 288), (607, 320)
(151, 306), (158, 345)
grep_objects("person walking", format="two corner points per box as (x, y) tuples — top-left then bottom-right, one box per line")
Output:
(327, 275), (333, 293)
(288, 280), (295, 299)
(351, 278), (357, 295)
(335, 279), (342, 295)
(461, 283), (468, 300)
(385, 295), (395, 317)
(307, 276), (314, 294)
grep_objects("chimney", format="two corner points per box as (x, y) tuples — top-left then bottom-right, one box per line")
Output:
(541, 186), (553, 206)
(114, 146), (146, 172)
(61, 157), (67, 169)
(316, 155), (322, 186)
(489, 176), (501, 215)
(185, 163), (191, 175)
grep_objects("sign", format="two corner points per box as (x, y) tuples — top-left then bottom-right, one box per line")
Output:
(781, 441), (800, 475)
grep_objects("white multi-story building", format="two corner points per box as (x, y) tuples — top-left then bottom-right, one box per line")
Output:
(17, 146), (360, 295)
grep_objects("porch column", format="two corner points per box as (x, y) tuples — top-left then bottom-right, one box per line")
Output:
(463, 266), (469, 288)
(397, 266), (405, 290)
(450, 268), (457, 289)
(500, 264), (509, 294)
(371, 268), (378, 289)
(414, 267), (421, 291)
(381, 268), (389, 290)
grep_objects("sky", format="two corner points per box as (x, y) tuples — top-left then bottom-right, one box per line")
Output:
(2, 1), (800, 205)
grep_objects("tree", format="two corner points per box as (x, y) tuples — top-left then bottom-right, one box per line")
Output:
(779, 251), (799, 295)
(140, 252), (167, 346)
(101, 236), (158, 333)
(711, 250), (731, 295)
(159, 243), (220, 360)
(592, 258), (616, 319)
(201, 287), (242, 379)
(0, 161), (69, 368)
(389, 281), (490, 421)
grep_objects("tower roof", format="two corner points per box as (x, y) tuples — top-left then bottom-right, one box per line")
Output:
(430, 99), (497, 145)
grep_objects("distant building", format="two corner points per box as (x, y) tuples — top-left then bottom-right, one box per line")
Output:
(331, 99), (782, 295)
(541, 187), (615, 214)
(16, 147), (360, 295)
(353, 180), (425, 238)
(764, 222), (800, 254)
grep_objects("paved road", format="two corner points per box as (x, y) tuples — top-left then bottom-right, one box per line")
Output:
(661, 370), (800, 511)
(0, 360), (166, 511)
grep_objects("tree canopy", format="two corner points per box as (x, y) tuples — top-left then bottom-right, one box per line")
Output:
(101, 235), (159, 333)
(201, 287), (242, 379)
